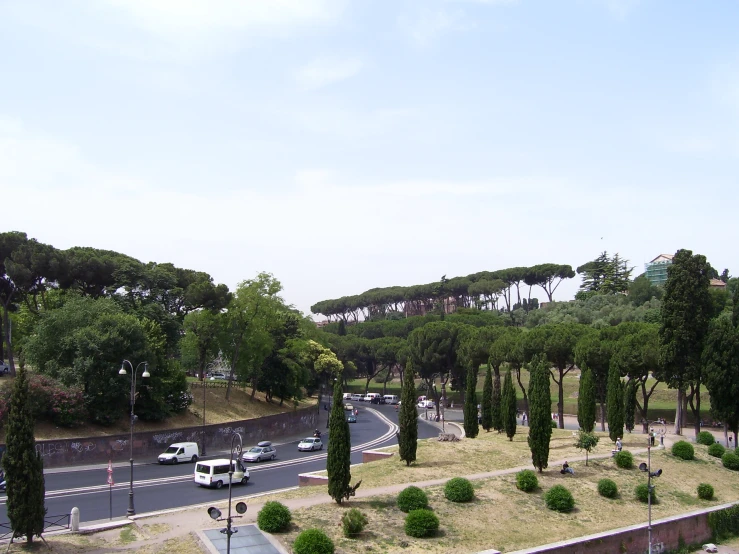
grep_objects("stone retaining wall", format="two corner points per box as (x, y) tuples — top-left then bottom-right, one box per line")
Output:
(18, 408), (318, 468)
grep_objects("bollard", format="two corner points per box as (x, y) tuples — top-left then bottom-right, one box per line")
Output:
(71, 507), (80, 532)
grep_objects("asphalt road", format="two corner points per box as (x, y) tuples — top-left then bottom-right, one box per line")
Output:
(0, 404), (439, 526)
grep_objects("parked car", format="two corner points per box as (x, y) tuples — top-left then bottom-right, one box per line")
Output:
(242, 441), (276, 462)
(350, 394), (363, 402)
(0, 362), (9, 375)
(208, 372), (227, 380)
(347, 414), (357, 423)
(383, 395), (399, 405)
(158, 442), (199, 464)
(344, 403), (354, 412)
(370, 396), (385, 405)
(342, 393), (352, 400)
(418, 400), (435, 409)
(298, 437), (323, 452)
(194, 459), (249, 488)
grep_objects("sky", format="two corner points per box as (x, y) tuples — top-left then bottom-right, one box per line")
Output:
(1, 0), (738, 317)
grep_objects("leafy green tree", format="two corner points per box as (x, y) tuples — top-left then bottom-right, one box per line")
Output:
(527, 354), (552, 472)
(576, 252), (633, 298)
(574, 431), (599, 466)
(657, 249), (712, 436)
(702, 314), (739, 444)
(629, 274), (664, 306)
(577, 367), (596, 433)
(463, 364), (479, 438)
(3, 367), (46, 544)
(181, 309), (221, 381)
(501, 369), (517, 441)
(398, 360), (419, 466)
(327, 378), (351, 503)
(481, 366), (493, 431)
(624, 378), (637, 433)
(498, 328), (529, 416)
(606, 363), (624, 443)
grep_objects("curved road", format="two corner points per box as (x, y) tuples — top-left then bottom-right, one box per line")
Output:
(0, 405), (439, 525)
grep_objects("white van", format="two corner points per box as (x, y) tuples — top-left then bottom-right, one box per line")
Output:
(342, 393), (352, 400)
(158, 442), (199, 464)
(384, 395), (399, 405)
(364, 393), (381, 402)
(194, 459), (249, 489)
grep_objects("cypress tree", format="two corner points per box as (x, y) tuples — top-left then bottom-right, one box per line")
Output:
(606, 363), (624, 443)
(327, 378), (351, 503)
(491, 372), (503, 432)
(3, 367), (46, 544)
(577, 367), (596, 433)
(501, 369), (517, 441)
(528, 354), (552, 472)
(398, 361), (418, 466)
(463, 364), (479, 438)
(481, 365), (493, 432)
(624, 378), (637, 433)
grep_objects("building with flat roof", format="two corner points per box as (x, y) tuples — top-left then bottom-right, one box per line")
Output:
(644, 254), (673, 286)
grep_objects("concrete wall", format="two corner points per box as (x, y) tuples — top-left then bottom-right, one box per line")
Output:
(22, 408), (318, 468)
(505, 502), (738, 554)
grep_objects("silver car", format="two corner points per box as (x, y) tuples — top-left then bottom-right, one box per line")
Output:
(242, 441), (276, 463)
(298, 437), (323, 452)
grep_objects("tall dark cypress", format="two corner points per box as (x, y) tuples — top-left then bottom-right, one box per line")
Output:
(624, 378), (637, 433)
(3, 367), (46, 543)
(606, 363), (625, 443)
(501, 369), (517, 441)
(577, 367), (596, 433)
(398, 361), (418, 466)
(327, 378), (351, 503)
(481, 366), (493, 432)
(491, 371), (503, 432)
(528, 354), (553, 472)
(463, 364), (479, 438)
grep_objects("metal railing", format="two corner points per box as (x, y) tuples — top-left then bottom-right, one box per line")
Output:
(0, 514), (70, 542)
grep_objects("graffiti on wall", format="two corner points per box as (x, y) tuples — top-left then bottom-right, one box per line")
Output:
(153, 431), (184, 445)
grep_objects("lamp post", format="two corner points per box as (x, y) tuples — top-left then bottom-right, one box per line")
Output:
(639, 422), (663, 554)
(207, 433), (247, 554)
(118, 360), (150, 517)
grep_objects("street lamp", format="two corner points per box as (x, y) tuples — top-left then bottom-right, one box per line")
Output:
(118, 360), (150, 517)
(639, 425), (663, 554)
(207, 433), (247, 554)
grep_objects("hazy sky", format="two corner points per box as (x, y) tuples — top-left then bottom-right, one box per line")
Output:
(2, 1), (737, 317)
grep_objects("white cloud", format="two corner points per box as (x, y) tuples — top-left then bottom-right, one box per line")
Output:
(401, 9), (474, 47)
(295, 57), (363, 90)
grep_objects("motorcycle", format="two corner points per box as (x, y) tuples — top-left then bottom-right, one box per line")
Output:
(312, 430), (322, 439)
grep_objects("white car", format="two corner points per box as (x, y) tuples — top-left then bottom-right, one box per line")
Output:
(298, 437), (323, 452)
(418, 400), (435, 409)
(242, 441), (277, 463)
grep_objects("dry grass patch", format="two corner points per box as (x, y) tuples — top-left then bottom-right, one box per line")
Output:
(275, 436), (739, 553)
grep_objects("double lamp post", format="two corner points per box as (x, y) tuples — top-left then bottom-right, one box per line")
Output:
(118, 360), (150, 517)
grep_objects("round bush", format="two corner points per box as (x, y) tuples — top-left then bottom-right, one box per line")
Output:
(672, 441), (695, 460)
(708, 443), (726, 458)
(544, 485), (575, 513)
(404, 509), (440, 538)
(597, 478), (618, 499)
(614, 450), (634, 469)
(341, 508), (368, 538)
(293, 529), (334, 554)
(551, 420), (558, 429)
(516, 469), (538, 492)
(397, 486), (429, 513)
(444, 477), (474, 503)
(697, 431), (716, 446)
(256, 501), (291, 533)
(635, 483), (657, 503)
(722, 452), (739, 471)
(697, 483), (714, 500)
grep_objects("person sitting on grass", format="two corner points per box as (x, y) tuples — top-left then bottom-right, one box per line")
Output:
(561, 461), (574, 475)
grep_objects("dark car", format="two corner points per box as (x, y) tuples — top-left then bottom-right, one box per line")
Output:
(347, 415), (357, 423)
(370, 396), (386, 405)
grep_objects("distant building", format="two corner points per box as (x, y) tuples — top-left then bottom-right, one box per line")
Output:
(644, 254), (673, 286)
(709, 278), (727, 290)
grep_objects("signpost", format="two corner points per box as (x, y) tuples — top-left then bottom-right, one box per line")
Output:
(107, 460), (114, 520)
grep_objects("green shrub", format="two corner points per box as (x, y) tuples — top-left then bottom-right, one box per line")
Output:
(293, 529), (334, 554)
(635, 483), (657, 503)
(708, 443), (726, 458)
(404, 509), (440, 538)
(697, 483), (714, 500)
(614, 450), (634, 469)
(444, 477), (474, 503)
(707, 504), (739, 541)
(341, 508), (368, 538)
(544, 485), (575, 513)
(722, 452), (739, 471)
(671, 441), (695, 460)
(516, 470), (538, 492)
(397, 486), (429, 513)
(697, 431), (716, 446)
(256, 501), (292, 533)
(551, 420), (557, 429)
(597, 478), (618, 499)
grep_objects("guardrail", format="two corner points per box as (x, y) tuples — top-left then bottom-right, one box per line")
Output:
(0, 513), (70, 541)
